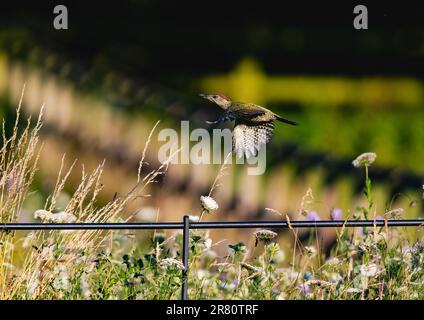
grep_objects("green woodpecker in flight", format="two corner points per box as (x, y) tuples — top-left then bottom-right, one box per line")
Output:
(200, 93), (298, 159)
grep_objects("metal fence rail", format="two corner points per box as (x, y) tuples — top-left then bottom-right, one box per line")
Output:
(1, 217), (423, 299)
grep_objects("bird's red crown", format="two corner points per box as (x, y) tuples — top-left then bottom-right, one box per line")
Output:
(216, 93), (230, 101)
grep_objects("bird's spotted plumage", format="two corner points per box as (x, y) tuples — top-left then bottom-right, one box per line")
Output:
(200, 93), (298, 159)
(233, 121), (274, 159)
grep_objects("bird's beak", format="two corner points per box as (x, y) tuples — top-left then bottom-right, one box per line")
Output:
(199, 93), (211, 101)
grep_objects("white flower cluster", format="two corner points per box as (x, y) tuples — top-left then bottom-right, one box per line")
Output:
(40, 245), (56, 260)
(159, 258), (185, 270)
(80, 275), (91, 298)
(34, 209), (77, 223)
(22, 232), (37, 248)
(326, 257), (340, 267)
(304, 246), (317, 258)
(52, 264), (70, 290)
(200, 196), (219, 213)
(359, 263), (379, 277)
(188, 215), (200, 222)
(352, 152), (377, 168)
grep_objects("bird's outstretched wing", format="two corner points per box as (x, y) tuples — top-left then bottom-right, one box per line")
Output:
(232, 121), (274, 159)
(230, 103), (266, 120)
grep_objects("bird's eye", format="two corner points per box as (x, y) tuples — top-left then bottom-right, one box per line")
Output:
(213, 95), (219, 99)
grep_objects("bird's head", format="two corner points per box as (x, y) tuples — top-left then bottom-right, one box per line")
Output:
(199, 93), (231, 109)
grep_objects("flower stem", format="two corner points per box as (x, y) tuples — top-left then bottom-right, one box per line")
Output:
(199, 210), (206, 222)
(363, 165), (373, 220)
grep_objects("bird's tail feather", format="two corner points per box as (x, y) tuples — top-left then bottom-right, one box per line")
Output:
(275, 115), (298, 126)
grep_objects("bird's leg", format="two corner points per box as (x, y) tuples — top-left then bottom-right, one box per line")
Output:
(205, 119), (221, 125)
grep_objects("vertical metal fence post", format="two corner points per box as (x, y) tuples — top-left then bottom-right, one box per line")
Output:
(181, 215), (190, 300)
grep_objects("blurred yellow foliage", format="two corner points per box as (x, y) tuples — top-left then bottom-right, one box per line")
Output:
(201, 57), (424, 108)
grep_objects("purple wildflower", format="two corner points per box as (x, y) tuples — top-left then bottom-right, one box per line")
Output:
(330, 208), (343, 220)
(306, 211), (320, 221)
(401, 246), (412, 255)
(299, 283), (311, 295)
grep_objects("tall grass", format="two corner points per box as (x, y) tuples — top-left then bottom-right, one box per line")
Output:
(0, 97), (176, 299)
(0, 98), (422, 299)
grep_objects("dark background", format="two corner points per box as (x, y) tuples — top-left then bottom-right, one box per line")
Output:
(2, 1), (424, 80)
(0, 1), (422, 237)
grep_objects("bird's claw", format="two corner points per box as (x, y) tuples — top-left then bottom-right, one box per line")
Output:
(206, 120), (219, 125)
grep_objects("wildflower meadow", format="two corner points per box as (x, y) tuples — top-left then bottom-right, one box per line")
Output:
(0, 104), (422, 300)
